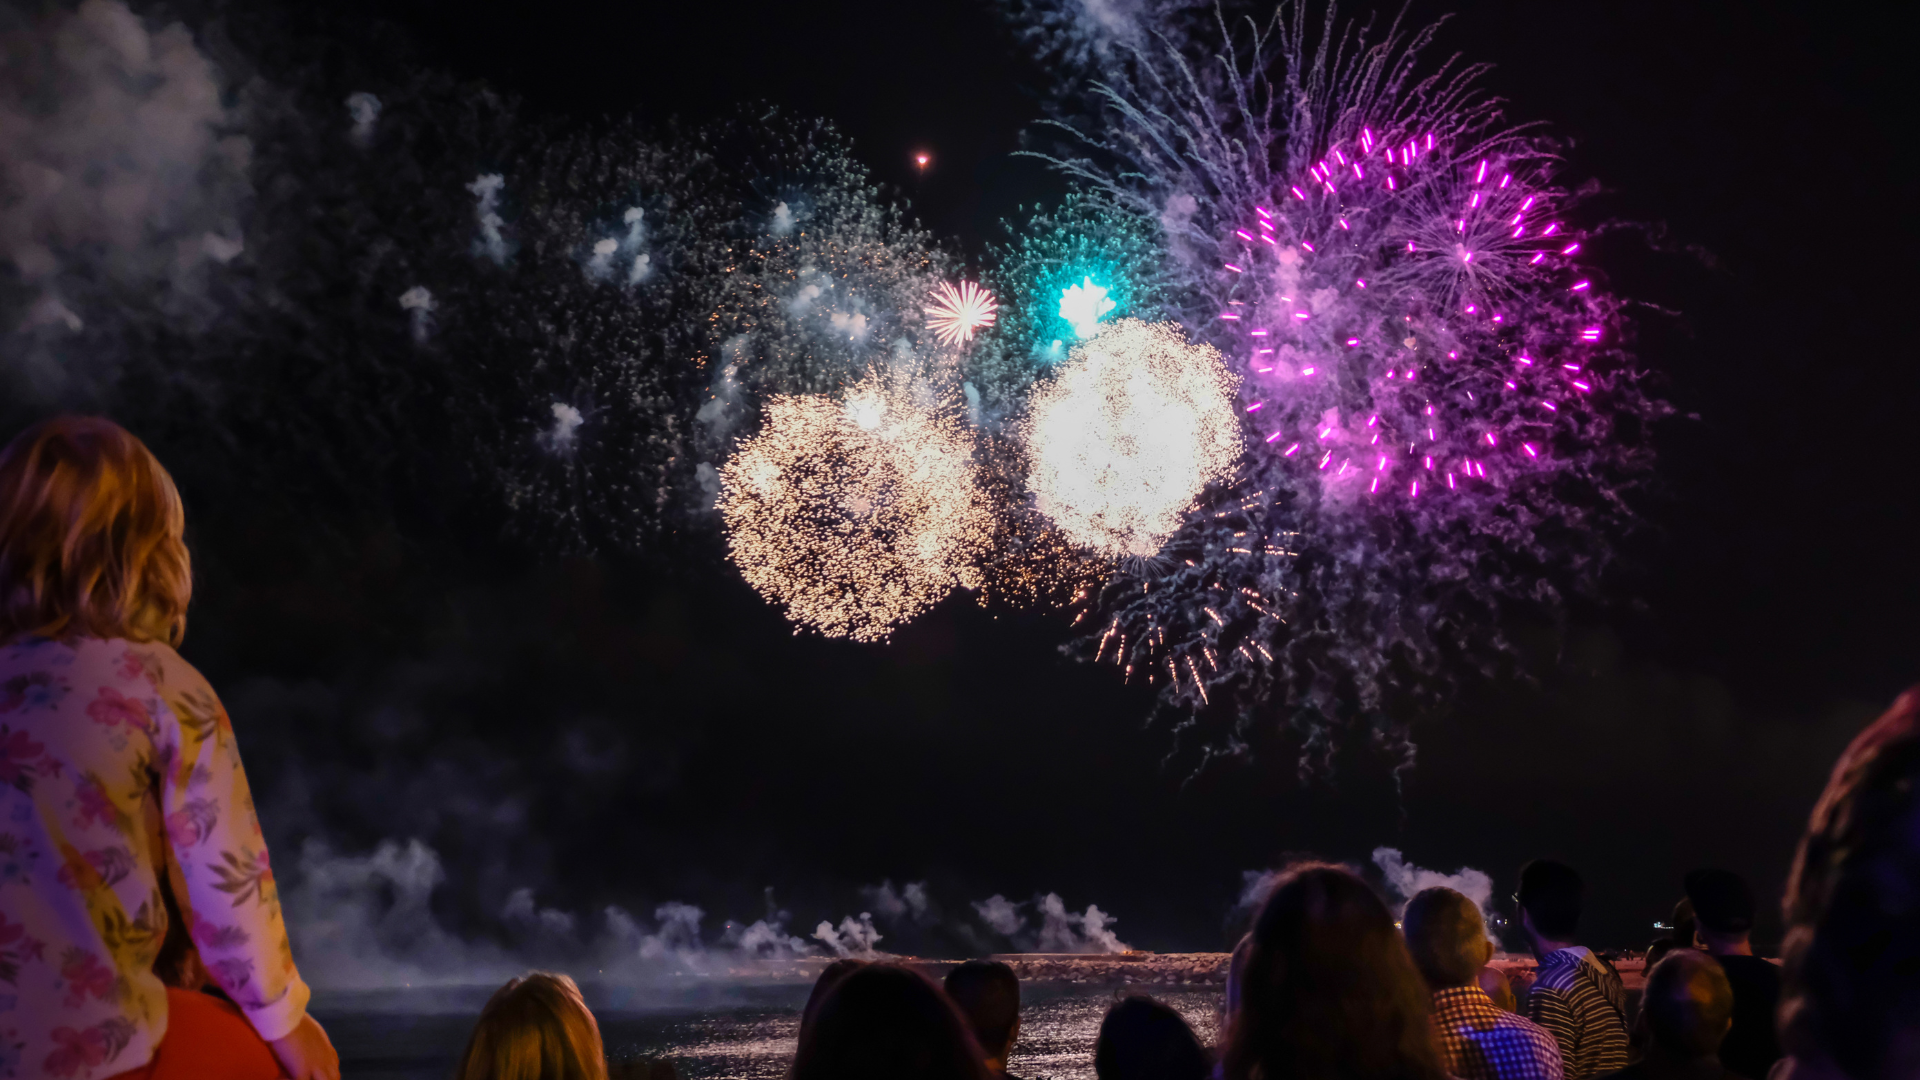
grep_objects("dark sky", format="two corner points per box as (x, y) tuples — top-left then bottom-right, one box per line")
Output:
(277, 0), (1916, 953)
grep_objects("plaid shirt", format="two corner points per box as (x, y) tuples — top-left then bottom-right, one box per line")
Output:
(1432, 985), (1566, 1080)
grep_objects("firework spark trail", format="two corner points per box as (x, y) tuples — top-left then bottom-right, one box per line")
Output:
(1023, 319), (1242, 560)
(1006, 1), (1665, 765)
(718, 369), (993, 642)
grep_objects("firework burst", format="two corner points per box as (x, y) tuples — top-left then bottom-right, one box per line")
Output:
(1008, 1), (1665, 765)
(717, 369), (993, 642)
(1022, 319), (1242, 560)
(927, 280), (999, 346)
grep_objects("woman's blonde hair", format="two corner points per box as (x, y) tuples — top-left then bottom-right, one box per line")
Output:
(457, 972), (608, 1080)
(0, 416), (191, 646)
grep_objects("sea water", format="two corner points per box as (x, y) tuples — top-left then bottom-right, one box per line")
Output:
(316, 983), (1225, 1080)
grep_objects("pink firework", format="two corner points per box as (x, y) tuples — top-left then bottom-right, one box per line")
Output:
(1225, 128), (1603, 504)
(927, 280), (999, 346)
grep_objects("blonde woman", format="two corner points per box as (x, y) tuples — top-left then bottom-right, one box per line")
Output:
(0, 417), (338, 1079)
(457, 972), (608, 1080)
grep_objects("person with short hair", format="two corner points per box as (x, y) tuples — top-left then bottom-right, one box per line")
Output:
(1404, 887), (1564, 1080)
(943, 960), (1024, 1079)
(1601, 950), (1742, 1079)
(457, 972), (607, 1080)
(1514, 860), (1629, 1079)
(0, 417), (337, 1080)
(1093, 995), (1209, 1080)
(1772, 686), (1920, 1080)
(1682, 869), (1780, 1080)
(1222, 863), (1448, 1080)
(793, 963), (993, 1080)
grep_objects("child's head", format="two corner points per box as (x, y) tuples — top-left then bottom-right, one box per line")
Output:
(0, 416), (190, 645)
(458, 972), (607, 1080)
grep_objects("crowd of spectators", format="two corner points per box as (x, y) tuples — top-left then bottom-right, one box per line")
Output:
(3, 415), (1915, 1080)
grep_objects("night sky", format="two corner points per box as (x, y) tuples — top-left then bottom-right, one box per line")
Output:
(111, 0), (1920, 957)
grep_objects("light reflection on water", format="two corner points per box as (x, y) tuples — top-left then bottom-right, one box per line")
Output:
(318, 984), (1223, 1080)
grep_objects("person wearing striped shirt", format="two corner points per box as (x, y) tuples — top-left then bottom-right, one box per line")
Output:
(1514, 860), (1630, 1079)
(1404, 886), (1564, 1080)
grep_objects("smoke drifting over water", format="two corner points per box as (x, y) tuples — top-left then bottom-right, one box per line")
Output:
(282, 838), (1134, 990)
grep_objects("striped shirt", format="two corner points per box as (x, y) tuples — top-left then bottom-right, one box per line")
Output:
(1431, 985), (1565, 1080)
(1523, 947), (1629, 1079)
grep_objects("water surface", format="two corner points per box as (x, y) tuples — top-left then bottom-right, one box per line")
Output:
(317, 983), (1225, 1080)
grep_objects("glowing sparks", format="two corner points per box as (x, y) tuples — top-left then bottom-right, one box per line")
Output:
(926, 280), (998, 346)
(1058, 276), (1116, 339)
(718, 371), (992, 642)
(1023, 320), (1243, 559)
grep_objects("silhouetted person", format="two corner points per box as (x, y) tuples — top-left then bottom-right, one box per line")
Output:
(1772, 686), (1920, 1080)
(1645, 899), (1698, 973)
(1223, 863), (1447, 1080)
(792, 963), (992, 1080)
(457, 972), (607, 1080)
(1405, 887), (1564, 1080)
(1515, 860), (1629, 1078)
(1094, 996), (1209, 1080)
(800, 959), (868, 1042)
(1602, 950), (1741, 1080)
(944, 960), (1024, 1079)
(1683, 869), (1780, 1080)
(1224, 931), (1254, 1025)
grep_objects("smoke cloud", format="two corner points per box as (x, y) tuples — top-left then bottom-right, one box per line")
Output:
(1371, 847), (1496, 919)
(0, 0), (249, 372)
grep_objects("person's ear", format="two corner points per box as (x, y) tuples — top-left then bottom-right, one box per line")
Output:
(1519, 906), (1534, 937)
(1479, 935), (1496, 966)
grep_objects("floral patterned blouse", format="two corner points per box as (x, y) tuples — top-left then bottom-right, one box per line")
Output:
(0, 637), (309, 1078)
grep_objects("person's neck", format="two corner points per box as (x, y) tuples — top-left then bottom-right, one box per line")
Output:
(1701, 932), (1753, 957)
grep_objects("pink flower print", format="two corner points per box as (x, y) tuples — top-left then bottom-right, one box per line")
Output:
(71, 778), (115, 830)
(58, 948), (115, 1008)
(116, 649), (150, 682)
(0, 671), (68, 714)
(43, 1018), (134, 1078)
(210, 956), (253, 991)
(164, 798), (219, 849)
(74, 847), (134, 887)
(0, 727), (45, 791)
(84, 686), (153, 734)
(190, 913), (250, 950)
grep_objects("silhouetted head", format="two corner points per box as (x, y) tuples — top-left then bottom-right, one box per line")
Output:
(1670, 896), (1698, 946)
(943, 960), (1021, 1065)
(1223, 863), (1445, 1080)
(1403, 887), (1493, 990)
(792, 963), (992, 1080)
(1640, 950), (1735, 1059)
(1685, 869), (1757, 941)
(1779, 686), (1920, 1080)
(800, 959), (867, 1039)
(457, 971), (606, 1080)
(1224, 931), (1253, 1021)
(0, 416), (191, 646)
(1094, 996), (1208, 1080)
(1516, 859), (1584, 942)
